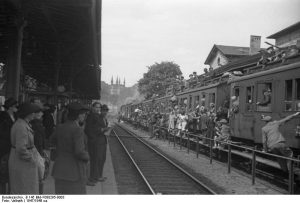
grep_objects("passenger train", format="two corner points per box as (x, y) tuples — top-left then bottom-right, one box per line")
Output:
(120, 52), (300, 153)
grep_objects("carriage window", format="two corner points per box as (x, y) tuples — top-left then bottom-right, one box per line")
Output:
(209, 93), (215, 105)
(246, 86), (254, 112)
(189, 96), (192, 109)
(194, 95), (200, 108)
(296, 79), (300, 111)
(201, 93), (206, 106)
(284, 80), (293, 111)
(180, 98), (187, 107)
(256, 82), (272, 112)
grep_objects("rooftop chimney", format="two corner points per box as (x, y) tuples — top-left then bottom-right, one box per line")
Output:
(249, 35), (261, 55)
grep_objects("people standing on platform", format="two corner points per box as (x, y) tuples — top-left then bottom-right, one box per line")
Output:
(43, 104), (55, 139)
(51, 102), (89, 194)
(84, 102), (102, 186)
(0, 97), (18, 194)
(168, 109), (176, 132)
(30, 101), (47, 194)
(9, 102), (44, 194)
(149, 111), (158, 139)
(200, 106), (209, 144)
(97, 104), (111, 182)
(261, 112), (300, 172)
(215, 119), (231, 148)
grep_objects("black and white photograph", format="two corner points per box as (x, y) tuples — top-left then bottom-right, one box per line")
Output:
(0, 0), (300, 199)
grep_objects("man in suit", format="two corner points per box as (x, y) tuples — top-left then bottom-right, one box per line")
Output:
(84, 102), (103, 185)
(97, 104), (110, 182)
(0, 97), (18, 194)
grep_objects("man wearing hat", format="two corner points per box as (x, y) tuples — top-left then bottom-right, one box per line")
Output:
(97, 104), (110, 182)
(0, 97), (18, 193)
(261, 112), (300, 172)
(84, 102), (103, 186)
(51, 102), (90, 194)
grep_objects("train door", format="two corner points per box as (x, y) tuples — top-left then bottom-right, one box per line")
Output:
(245, 85), (255, 112)
(230, 85), (241, 139)
(256, 81), (272, 112)
(208, 92), (216, 106)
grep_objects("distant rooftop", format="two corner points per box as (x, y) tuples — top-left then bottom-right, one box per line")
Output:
(204, 44), (250, 65)
(267, 21), (300, 39)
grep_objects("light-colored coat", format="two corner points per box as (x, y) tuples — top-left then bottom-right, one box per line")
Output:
(9, 119), (39, 194)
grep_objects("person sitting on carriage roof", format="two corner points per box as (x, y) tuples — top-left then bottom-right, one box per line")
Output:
(261, 112), (300, 172)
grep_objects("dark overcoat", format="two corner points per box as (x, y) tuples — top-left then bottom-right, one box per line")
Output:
(51, 121), (89, 183)
(84, 112), (107, 180)
(0, 111), (15, 158)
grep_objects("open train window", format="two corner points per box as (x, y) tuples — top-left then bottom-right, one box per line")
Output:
(208, 93), (215, 105)
(201, 93), (206, 106)
(194, 95), (200, 108)
(246, 86), (254, 112)
(189, 96), (192, 109)
(256, 82), (272, 112)
(284, 80), (293, 111)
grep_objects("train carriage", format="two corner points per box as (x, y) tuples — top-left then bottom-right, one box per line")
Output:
(229, 60), (300, 149)
(176, 80), (229, 112)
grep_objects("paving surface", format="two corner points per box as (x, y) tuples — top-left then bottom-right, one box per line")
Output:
(43, 144), (118, 195)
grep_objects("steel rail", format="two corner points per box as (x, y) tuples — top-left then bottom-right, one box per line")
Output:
(115, 123), (217, 194)
(112, 129), (156, 195)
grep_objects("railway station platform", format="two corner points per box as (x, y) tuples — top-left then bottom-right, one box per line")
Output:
(43, 144), (118, 195)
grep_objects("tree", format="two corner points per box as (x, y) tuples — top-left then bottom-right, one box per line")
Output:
(138, 61), (182, 99)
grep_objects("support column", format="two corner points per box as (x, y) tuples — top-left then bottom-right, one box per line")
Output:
(6, 17), (26, 101)
(53, 45), (62, 104)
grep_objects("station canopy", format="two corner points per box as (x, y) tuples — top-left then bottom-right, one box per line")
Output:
(0, 0), (101, 99)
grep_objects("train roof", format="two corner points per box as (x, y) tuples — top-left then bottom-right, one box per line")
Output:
(229, 57), (300, 83)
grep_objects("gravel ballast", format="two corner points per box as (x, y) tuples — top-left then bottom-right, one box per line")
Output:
(118, 122), (285, 194)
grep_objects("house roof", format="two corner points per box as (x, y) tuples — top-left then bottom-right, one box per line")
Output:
(204, 44), (250, 65)
(267, 21), (300, 39)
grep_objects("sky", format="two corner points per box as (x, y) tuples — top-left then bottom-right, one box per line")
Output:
(101, 0), (300, 87)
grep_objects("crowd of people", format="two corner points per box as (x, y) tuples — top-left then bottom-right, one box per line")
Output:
(165, 69), (217, 96)
(126, 102), (230, 149)
(0, 98), (111, 194)
(123, 100), (300, 174)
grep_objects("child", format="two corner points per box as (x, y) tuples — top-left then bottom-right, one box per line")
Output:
(213, 121), (222, 148)
(216, 119), (231, 148)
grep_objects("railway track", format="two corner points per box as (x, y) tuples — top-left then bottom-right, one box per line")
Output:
(112, 124), (216, 194)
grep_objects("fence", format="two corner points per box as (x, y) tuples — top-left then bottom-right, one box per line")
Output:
(124, 118), (299, 194)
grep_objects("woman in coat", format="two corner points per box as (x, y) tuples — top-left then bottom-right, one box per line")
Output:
(9, 102), (42, 194)
(0, 97), (18, 194)
(50, 102), (89, 194)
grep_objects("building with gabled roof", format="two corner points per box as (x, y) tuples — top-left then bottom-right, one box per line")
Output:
(267, 21), (300, 47)
(204, 44), (250, 69)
